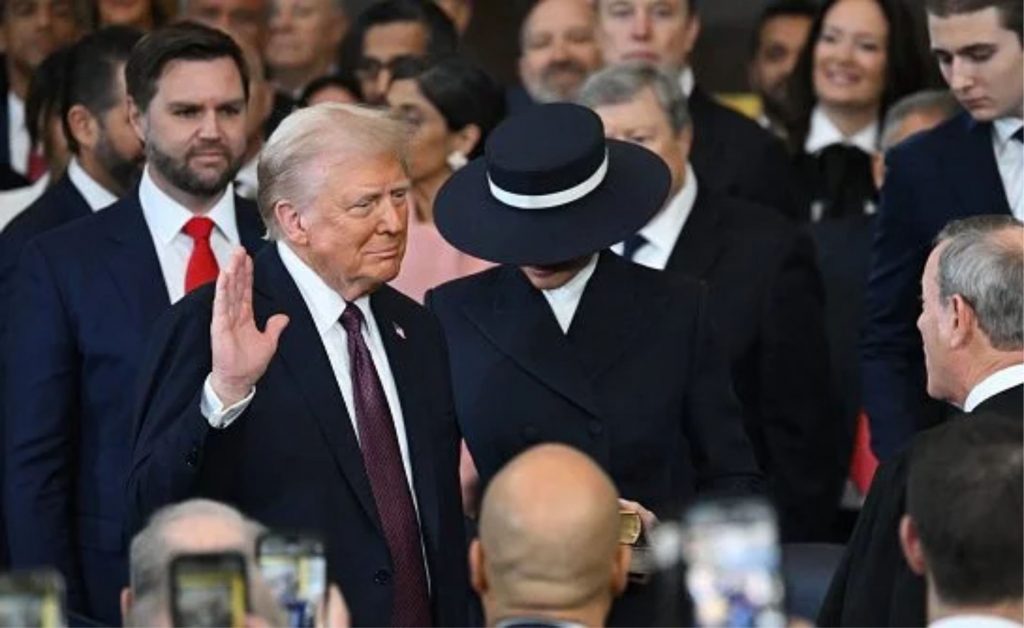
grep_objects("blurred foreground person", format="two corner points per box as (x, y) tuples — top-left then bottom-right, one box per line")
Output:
(471, 444), (630, 628)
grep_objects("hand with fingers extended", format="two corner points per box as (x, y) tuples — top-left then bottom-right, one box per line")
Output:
(210, 247), (290, 407)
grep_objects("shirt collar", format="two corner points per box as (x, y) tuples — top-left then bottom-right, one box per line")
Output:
(930, 615), (1023, 628)
(234, 154), (259, 199)
(277, 241), (373, 337)
(541, 253), (599, 305)
(678, 66), (695, 98)
(636, 163), (698, 255)
(7, 91), (23, 125)
(963, 363), (1024, 412)
(992, 116), (1024, 149)
(138, 165), (239, 246)
(805, 105), (879, 154)
(67, 158), (118, 211)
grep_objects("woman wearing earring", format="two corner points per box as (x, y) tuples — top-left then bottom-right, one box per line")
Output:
(386, 56), (505, 302)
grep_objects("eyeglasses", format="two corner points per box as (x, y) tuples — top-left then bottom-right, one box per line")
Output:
(354, 55), (429, 81)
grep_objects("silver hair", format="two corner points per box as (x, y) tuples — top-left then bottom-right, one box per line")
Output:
(125, 499), (266, 627)
(934, 215), (1024, 351)
(576, 62), (691, 133)
(880, 89), (961, 152)
(257, 103), (410, 239)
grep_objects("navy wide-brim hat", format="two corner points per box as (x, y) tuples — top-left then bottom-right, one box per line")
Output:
(434, 103), (671, 266)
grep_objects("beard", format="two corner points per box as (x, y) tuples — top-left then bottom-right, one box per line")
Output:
(528, 59), (591, 103)
(95, 134), (144, 195)
(146, 137), (241, 199)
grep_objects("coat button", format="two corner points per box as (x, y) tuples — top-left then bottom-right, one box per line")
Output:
(373, 569), (391, 585)
(588, 421), (603, 436)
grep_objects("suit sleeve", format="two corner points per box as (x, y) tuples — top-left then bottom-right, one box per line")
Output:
(684, 284), (763, 494)
(860, 148), (933, 460)
(125, 296), (215, 537)
(758, 231), (843, 541)
(4, 240), (86, 608)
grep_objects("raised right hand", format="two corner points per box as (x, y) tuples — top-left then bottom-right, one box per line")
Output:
(210, 248), (289, 406)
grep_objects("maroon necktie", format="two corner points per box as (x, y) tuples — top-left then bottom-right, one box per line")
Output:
(339, 304), (432, 627)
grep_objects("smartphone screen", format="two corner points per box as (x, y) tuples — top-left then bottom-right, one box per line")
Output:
(171, 552), (248, 628)
(681, 498), (786, 628)
(257, 532), (327, 628)
(0, 570), (65, 628)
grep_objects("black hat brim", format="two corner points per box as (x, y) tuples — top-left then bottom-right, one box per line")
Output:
(434, 139), (671, 266)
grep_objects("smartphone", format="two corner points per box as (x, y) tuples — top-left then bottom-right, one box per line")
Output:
(170, 552), (249, 628)
(681, 497), (786, 628)
(257, 531), (327, 628)
(0, 569), (65, 628)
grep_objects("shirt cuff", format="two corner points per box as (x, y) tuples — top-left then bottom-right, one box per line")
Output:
(200, 374), (254, 429)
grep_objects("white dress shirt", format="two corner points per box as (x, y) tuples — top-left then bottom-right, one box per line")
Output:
(930, 615), (1023, 628)
(138, 166), (242, 303)
(540, 254), (599, 334)
(963, 363), (1024, 413)
(67, 158), (118, 212)
(611, 164), (698, 271)
(201, 241), (420, 504)
(678, 66), (695, 98)
(804, 105), (879, 155)
(0, 173), (47, 230)
(992, 116), (1023, 220)
(7, 91), (28, 176)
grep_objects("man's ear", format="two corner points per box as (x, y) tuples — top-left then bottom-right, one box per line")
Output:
(127, 96), (146, 144)
(947, 294), (976, 350)
(66, 104), (99, 152)
(469, 538), (488, 596)
(899, 515), (928, 576)
(275, 200), (309, 246)
(120, 587), (133, 625)
(611, 544), (631, 596)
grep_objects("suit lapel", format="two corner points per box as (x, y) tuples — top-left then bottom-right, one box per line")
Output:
(664, 185), (725, 279)
(254, 248), (382, 534)
(100, 193), (171, 325)
(568, 252), (657, 380)
(51, 175), (92, 222)
(234, 195), (267, 252)
(943, 114), (1011, 217)
(371, 288), (441, 547)
(461, 266), (603, 417)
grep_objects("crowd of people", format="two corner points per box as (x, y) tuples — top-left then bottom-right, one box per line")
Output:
(0, 0), (1019, 626)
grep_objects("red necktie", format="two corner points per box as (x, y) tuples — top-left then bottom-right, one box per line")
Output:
(183, 217), (220, 293)
(339, 304), (433, 627)
(26, 148), (47, 182)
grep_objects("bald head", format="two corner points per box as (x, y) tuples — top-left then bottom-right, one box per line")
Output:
(473, 444), (628, 624)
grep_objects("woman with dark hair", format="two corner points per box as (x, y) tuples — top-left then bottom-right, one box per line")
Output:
(96, 0), (165, 30)
(386, 55), (504, 302)
(785, 0), (934, 221)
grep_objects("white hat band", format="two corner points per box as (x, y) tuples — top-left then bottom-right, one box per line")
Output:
(486, 151), (609, 210)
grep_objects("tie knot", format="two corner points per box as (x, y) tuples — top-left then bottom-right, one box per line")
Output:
(1013, 127), (1023, 143)
(622, 233), (649, 262)
(183, 216), (216, 241)
(339, 303), (365, 334)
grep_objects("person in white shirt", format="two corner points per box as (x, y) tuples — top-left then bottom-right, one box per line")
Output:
(747, 0), (816, 140)
(899, 416), (1023, 628)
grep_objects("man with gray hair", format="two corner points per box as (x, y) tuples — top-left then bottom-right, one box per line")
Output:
(821, 214), (1024, 627)
(128, 103), (470, 627)
(121, 499), (281, 626)
(872, 90), (961, 189)
(578, 62), (840, 543)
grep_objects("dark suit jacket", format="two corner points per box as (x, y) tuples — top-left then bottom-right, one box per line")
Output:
(127, 246), (469, 627)
(426, 251), (762, 626)
(664, 188), (841, 541)
(818, 384), (1023, 627)
(3, 191), (264, 625)
(688, 86), (802, 221)
(861, 112), (1012, 460)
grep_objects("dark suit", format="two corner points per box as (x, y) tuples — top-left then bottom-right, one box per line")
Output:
(663, 188), (841, 541)
(4, 191), (264, 625)
(0, 174), (94, 571)
(127, 246), (469, 627)
(688, 86), (802, 221)
(426, 251), (762, 626)
(861, 112), (1013, 460)
(818, 383), (1023, 627)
